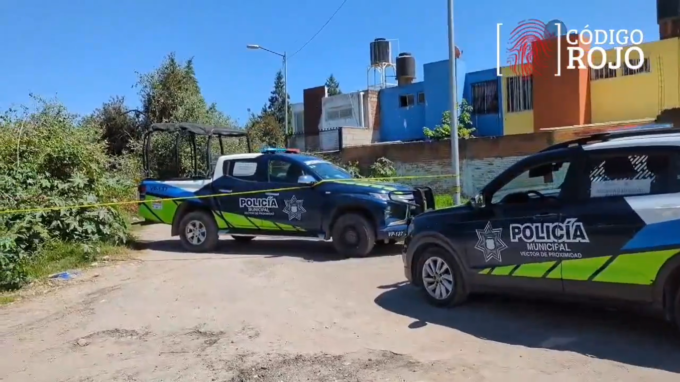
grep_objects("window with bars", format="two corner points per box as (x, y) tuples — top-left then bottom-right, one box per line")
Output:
(471, 80), (499, 115)
(506, 76), (533, 113)
(325, 108), (353, 121)
(622, 58), (651, 76)
(591, 67), (617, 80)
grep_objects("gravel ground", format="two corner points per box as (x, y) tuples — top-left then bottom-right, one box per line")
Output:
(1, 224), (680, 382)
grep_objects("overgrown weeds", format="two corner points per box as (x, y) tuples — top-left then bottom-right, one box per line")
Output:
(0, 96), (135, 290)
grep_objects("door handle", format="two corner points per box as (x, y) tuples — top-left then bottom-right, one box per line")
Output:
(218, 189), (232, 193)
(266, 192), (279, 196)
(533, 212), (558, 219)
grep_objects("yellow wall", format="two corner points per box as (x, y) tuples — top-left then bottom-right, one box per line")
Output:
(500, 66), (534, 135)
(590, 38), (680, 123)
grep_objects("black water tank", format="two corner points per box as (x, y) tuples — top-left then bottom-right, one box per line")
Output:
(396, 53), (416, 86)
(369, 38), (392, 66)
(658, 0), (680, 21)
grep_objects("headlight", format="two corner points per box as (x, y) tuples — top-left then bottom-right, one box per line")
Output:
(390, 193), (414, 203)
(370, 193), (389, 201)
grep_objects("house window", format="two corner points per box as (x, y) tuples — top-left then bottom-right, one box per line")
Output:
(325, 107), (353, 121)
(399, 94), (415, 108)
(622, 58), (651, 76)
(471, 80), (499, 114)
(591, 67), (617, 80)
(417, 92), (426, 104)
(506, 76), (533, 113)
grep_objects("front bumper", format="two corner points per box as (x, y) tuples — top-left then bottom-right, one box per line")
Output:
(377, 224), (409, 241)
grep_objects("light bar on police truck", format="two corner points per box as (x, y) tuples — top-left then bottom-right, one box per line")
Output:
(261, 147), (300, 154)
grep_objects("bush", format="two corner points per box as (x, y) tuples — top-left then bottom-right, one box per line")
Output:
(423, 99), (475, 140)
(369, 157), (396, 178)
(0, 97), (132, 289)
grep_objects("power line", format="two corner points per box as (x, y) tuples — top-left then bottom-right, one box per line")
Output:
(289, 0), (349, 58)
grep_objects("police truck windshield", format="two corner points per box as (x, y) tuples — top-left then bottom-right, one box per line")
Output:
(306, 161), (353, 180)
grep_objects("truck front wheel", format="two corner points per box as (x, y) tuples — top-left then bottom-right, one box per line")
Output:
(179, 210), (218, 253)
(331, 213), (375, 257)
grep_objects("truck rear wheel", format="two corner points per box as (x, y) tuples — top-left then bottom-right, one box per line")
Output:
(179, 210), (218, 253)
(331, 213), (375, 257)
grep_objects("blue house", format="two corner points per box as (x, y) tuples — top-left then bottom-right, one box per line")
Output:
(462, 68), (503, 137)
(379, 59), (466, 142)
(379, 59), (505, 140)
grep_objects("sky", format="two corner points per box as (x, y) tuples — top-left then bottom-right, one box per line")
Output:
(0, 0), (656, 126)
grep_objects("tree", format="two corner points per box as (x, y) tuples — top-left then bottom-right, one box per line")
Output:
(88, 96), (140, 156)
(423, 99), (476, 140)
(266, 70), (292, 135)
(325, 74), (342, 96)
(135, 52), (237, 128)
(135, 52), (242, 177)
(246, 110), (285, 150)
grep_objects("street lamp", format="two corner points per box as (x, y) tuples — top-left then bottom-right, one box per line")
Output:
(446, 0), (461, 205)
(246, 44), (289, 137)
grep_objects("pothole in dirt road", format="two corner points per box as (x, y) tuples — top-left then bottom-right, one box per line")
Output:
(74, 328), (151, 347)
(185, 326), (227, 347)
(225, 349), (451, 382)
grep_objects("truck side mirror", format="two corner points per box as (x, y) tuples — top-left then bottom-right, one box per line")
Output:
(472, 194), (486, 209)
(298, 175), (316, 185)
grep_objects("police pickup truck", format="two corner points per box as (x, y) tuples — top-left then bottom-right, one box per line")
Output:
(402, 127), (680, 330)
(138, 148), (435, 257)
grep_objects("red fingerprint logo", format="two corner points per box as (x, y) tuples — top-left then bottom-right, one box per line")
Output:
(507, 19), (553, 76)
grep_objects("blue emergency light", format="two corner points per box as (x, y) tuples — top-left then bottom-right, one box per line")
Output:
(260, 147), (300, 154)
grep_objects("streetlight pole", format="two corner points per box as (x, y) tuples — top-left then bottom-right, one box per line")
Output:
(246, 44), (289, 137)
(283, 51), (288, 138)
(446, 0), (461, 205)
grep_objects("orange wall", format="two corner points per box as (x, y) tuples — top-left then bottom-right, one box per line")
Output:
(532, 35), (591, 131)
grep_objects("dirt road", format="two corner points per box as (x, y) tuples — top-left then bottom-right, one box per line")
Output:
(1, 225), (680, 381)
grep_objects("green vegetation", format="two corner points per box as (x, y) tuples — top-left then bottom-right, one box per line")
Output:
(0, 52), (252, 291)
(325, 74), (342, 96)
(423, 99), (476, 140)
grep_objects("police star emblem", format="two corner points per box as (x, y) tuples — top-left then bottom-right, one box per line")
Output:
(283, 195), (306, 220)
(474, 221), (508, 262)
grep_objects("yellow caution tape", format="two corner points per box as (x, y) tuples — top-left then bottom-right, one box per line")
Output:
(0, 174), (460, 215)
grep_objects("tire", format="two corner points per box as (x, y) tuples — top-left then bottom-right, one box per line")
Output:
(232, 235), (255, 243)
(178, 210), (218, 253)
(331, 213), (376, 257)
(416, 246), (467, 307)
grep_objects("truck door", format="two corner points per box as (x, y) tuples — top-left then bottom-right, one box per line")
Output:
(462, 151), (580, 295)
(211, 156), (278, 232)
(562, 147), (680, 303)
(264, 157), (322, 234)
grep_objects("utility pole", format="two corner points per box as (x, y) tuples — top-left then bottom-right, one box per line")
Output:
(283, 51), (289, 137)
(447, 0), (461, 205)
